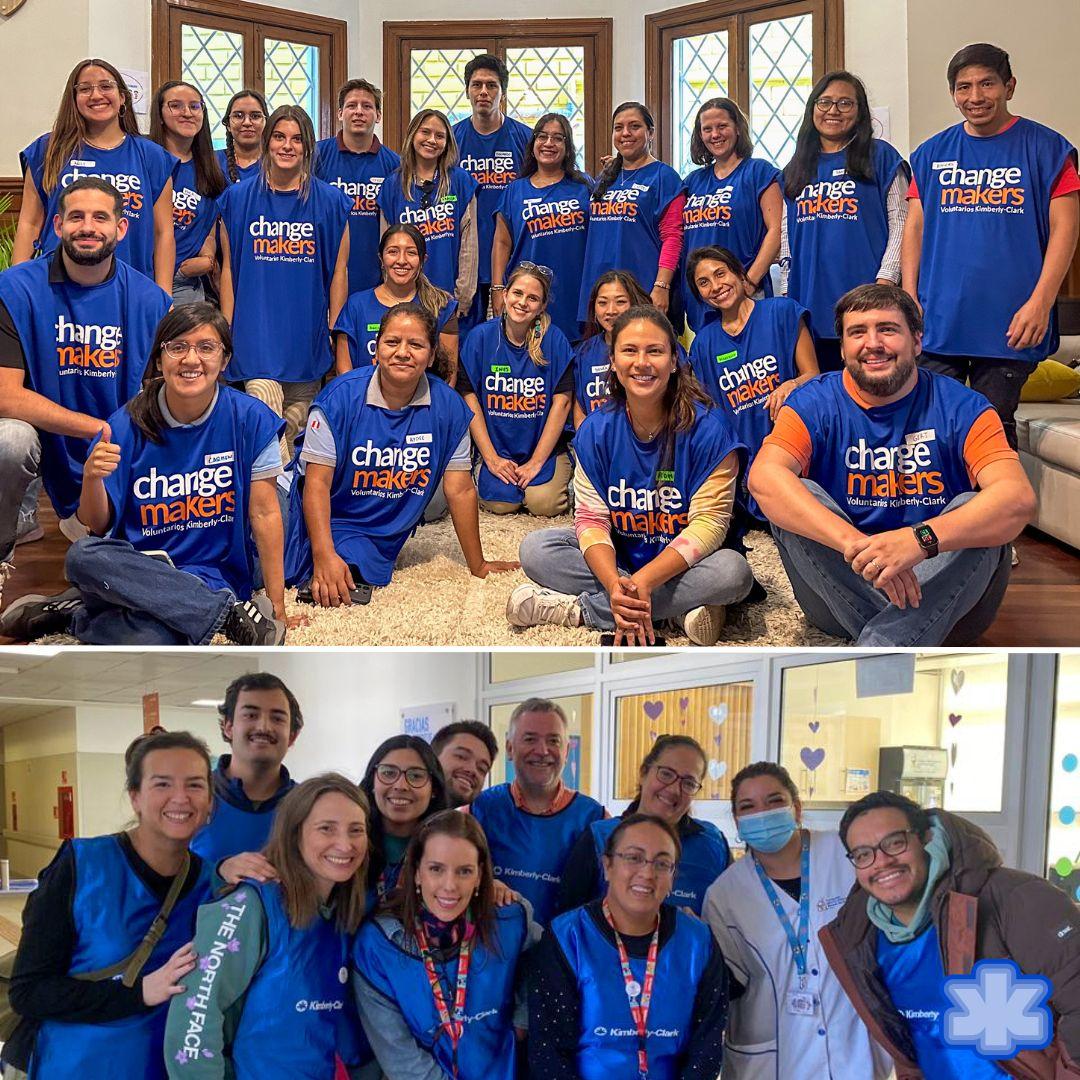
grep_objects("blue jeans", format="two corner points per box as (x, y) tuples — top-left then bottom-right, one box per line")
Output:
(172, 273), (206, 305)
(0, 419), (41, 563)
(771, 480), (1009, 646)
(519, 527), (754, 630)
(65, 537), (233, 645)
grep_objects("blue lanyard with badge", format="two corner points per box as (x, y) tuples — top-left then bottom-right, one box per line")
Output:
(751, 831), (816, 1017)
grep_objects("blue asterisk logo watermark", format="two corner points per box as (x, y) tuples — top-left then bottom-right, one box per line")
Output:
(943, 960), (1053, 1058)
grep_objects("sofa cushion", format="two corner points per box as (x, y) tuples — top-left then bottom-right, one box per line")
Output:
(1016, 402), (1080, 472)
(1020, 359), (1080, 401)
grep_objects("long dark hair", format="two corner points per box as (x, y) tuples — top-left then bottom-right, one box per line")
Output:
(626, 734), (708, 817)
(593, 101), (655, 200)
(125, 729), (211, 791)
(581, 270), (652, 341)
(689, 97), (753, 166)
(783, 70), (876, 200)
(221, 88), (269, 184)
(378, 223), (451, 323)
(126, 303), (232, 443)
(520, 112), (591, 188)
(684, 245), (749, 304)
(376, 301), (451, 382)
(359, 735), (450, 890)
(149, 80), (226, 199)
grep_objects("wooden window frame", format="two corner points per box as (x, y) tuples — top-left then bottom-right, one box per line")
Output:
(150, 0), (347, 138)
(383, 19), (612, 176)
(645, 0), (844, 167)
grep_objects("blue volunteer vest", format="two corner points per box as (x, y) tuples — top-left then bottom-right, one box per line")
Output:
(785, 140), (905, 341)
(101, 387), (283, 597)
(911, 118), (1075, 362)
(21, 133), (175, 279)
(453, 117), (533, 286)
(783, 369), (995, 532)
(215, 151), (260, 184)
(573, 403), (745, 572)
(228, 881), (352, 1079)
(377, 167), (479, 297)
(688, 297), (807, 518)
(876, 924), (1003, 1079)
(170, 158), (219, 269)
(0, 257), (170, 518)
(589, 817), (730, 916)
(190, 796), (281, 865)
(29, 835), (214, 1080)
(352, 903), (528, 1080)
(681, 157), (780, 330)
(578, 161), (686, 323)
(470, 785), (604, 927)
(333, 287), (457, 368)
(496, 175), (591, 341)
(458, 317), (573, 503)
(218, 176), (351, 382)
(284, 365), (471, 588)
(550, 905), (713, 1080)
(314, 137), (402, 294)
(573, 334), (612, 416)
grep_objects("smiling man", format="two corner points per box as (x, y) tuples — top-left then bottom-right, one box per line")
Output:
(469, 698), (604, 925)
(431, 719), (498, 806)
(819, 791), (1080, 1079)
(748, 282), (1035, 646)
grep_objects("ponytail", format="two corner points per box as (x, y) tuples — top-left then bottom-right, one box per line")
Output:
(593, 101), (656, 201)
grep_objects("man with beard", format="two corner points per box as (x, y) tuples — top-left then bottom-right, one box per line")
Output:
(820, 791), (1080, 1078)
(432, 719), (498, 806)
(0, 177), (171, 606)
(748, 283), (1035, 645)
(190, 672), (301, 877)
(470, 698), (604, 926)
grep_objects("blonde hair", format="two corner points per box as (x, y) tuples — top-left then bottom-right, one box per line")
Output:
(399, 109), (458, 203)
(506, 264), (552, 367)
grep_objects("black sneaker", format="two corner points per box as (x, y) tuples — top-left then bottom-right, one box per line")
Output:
(221, 595), (286, 646)
(0, 588), (82, 641)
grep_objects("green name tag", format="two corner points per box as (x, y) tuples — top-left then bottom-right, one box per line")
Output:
(491, 364), (511, 373)
(715, 350), (739, 364)
(657, 470), (675, 483)
(366, 323), (381, 332)
(442, 194), (458, 203)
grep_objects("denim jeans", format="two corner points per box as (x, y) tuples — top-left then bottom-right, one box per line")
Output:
(65, 536), (234, 645)
(771, 479), (1009, 646)
(172, 273), (206, 305)
(519, 527), (754, 629)
(0, 420), (41, 563)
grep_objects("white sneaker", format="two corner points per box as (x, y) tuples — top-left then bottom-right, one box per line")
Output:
(680, 605), (727, 646)
(58, 514), (90, 543)
(1010, 544), (1019, 567)
(506, 583), (583, 628)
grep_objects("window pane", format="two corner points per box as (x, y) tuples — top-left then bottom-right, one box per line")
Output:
(1048, 655), (1080, 898)
(506, 47), (586, 162)
(671, 31), (729, 177)
(264, 38), (320, 123)
(748, 13), (814, 167)
(410, 49), (473, 126)
(181, 24), (245, 150)
(614, 681), (753, 801)
(488, 694), (593, 793)
(779, 654), (1008, 811)
(609, 650), (668, 664)
(489, 653), (593, 683)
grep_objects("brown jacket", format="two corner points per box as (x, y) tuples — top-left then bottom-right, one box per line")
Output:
(819, 810), (1080, 1080)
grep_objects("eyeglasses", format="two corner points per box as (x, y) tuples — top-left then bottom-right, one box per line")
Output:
(162, 339), (225, 360)
(845, 829), (918, 869)
(229, 110), (265, 123)
(517, 260), (553, 281)
(165, 100), (204, 115)
(612, 851), (677, 876)
(653, 764), (703, 796)
(75, 80), (119, 96)
(375, 763), (431, 789)
(815, 97), (857, 114)
(535, 132), (567, 144)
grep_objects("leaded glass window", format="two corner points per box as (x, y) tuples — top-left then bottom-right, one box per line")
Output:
(506, 46), (586, 159)
(748, 14), (814, 167)
(671, 31), (729, 176)
(264, 38), (319, 121)
(181, 25), (244, 149)
(410, 49), (473, 126)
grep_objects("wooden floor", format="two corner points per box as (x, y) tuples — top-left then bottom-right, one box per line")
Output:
(2, 494), (1079, 647)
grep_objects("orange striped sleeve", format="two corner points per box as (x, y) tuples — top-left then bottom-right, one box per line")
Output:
(762, 405), (813, 475)
(963, 408), (1019, 484)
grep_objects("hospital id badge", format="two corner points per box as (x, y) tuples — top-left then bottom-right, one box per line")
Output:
(786, 991), (816, 1016)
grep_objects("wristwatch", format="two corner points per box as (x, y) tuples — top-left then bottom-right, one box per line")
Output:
(912, 523), (939, 558)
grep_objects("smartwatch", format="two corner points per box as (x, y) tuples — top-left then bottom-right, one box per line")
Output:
(912, 523), (939, 558)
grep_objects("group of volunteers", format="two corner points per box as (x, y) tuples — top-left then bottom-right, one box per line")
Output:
(5, 681), (1079, 1080)
(1, 40), (1076, 646)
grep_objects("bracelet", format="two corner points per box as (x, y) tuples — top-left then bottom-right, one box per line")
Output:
(490, 284), (506, 292)
(653, 281), (670, 290)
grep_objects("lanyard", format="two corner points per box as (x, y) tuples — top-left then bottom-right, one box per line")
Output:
(602, 899), (659, 1079)
(751, 831), (811, 982)
(415, 913), (475, 1078)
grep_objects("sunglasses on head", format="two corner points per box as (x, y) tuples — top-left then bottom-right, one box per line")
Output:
(516, 260), (554, 282)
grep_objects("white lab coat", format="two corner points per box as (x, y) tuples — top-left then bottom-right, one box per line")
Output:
(702, 830), (894, 1080)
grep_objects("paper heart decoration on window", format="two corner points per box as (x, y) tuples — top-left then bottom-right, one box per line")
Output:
(708, 759), (727, 781)
(713, 734), (723, 747)
(649, 730), (658, 741)
(679, 696), (689, 711)
(950, 670), (965, 694)
(948, 713), (962, 727)
(800, 747), (825, 771)
(808, 721), (820, 733)
(709, 704), (728, 725)
(643, 700), (664, 721)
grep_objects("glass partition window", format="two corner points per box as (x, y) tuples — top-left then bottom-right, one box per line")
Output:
(265, 38), (319, 120)
(488, 694), (594, 794)
(489, 653), (593, 684)
(671, 30), (729, 176)
(410, 48), (474, 125)
(181, 25), (245, 148)
(506, 46), (586, 154)
(748, 14), (814, 166)
(1048, 654), (1080, 898)
(614, 682), (753, 802)
(780, 654), (1008, 811)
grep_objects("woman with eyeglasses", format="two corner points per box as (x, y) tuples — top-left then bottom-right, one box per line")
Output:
(529, 812), (729, 1078)
(12, 304), (291, 646)
(378, 110), (479, 322)
(577, 102), (686, 325)
(333, 223), (459, 380)
(216, 90), (269, 184)
(680, 97), (783, 333)
(14, 58), (177, 292)
(491, 113), (592, 342)
(458, 263), (574, 517)
(558, 735), (731, 917)
(149, 81), (226, 305)
(780, 71), (909, 371)
(701, 762), (891, 1080)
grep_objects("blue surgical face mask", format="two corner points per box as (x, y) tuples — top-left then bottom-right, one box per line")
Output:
(737, 805), (798, 854)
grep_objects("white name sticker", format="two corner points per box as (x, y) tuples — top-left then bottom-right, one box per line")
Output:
(932, 160), (958, 170)
(205, 451), (235, 465)
(591, 364), (610, 374)
(71, 160), (96, 168)
(832, 168), (847, 177)
(405, 433), (433, 445)
(904, 429), (937, 446)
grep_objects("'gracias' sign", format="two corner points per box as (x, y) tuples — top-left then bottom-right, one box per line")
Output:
(400, 701), (456, 743)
